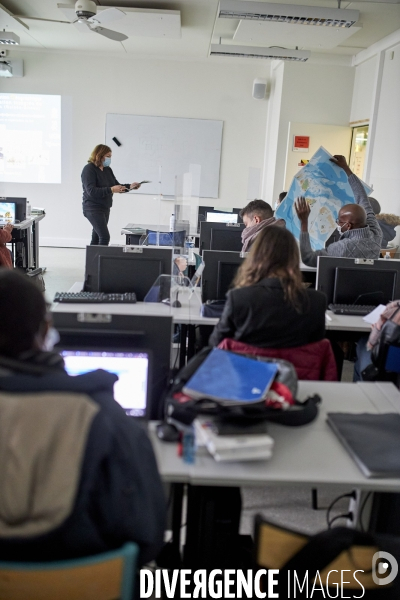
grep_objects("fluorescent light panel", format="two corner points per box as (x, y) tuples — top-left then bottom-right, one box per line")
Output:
(210, 44), (310, 61)
(0, 31), (20, 45)
(219, 0), (359, 28)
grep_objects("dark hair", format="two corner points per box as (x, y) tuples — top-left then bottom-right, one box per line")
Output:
(88, 144), (112, 168)
(278, 191), (287, 204)
(368, 197), (381, 215)
(240, 199), (273, 221)
(233, 226), (306, 310)
(0, 269), (47, 357)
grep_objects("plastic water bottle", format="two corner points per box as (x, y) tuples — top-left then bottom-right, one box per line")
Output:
(182, 426), (196, 464)
(169, 213), (175, 232)
(385, 251), (391, 259)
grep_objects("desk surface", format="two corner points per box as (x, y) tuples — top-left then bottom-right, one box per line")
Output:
(149, 381), (400, 492)
(53, 283), (372, 332)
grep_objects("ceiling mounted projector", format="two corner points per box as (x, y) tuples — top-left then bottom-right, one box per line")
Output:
(210, 44), (310, 61)
(0, 61), (12, 76)
(219, 0), (359, 28)
(0, 31), (20, 45)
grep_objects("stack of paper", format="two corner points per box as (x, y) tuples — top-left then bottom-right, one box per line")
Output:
(194, 419), (274, 462)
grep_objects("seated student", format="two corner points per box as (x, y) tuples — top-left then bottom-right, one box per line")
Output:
(0, 223), (13, 268)
(209, 226), (326, 348)
(295, 155), (382, 267)
(276, 191), (287, 207)
(354, 299), (400, 381)
(0, 270), (165, 564)
(369, 197), (400, 249)
(240, 199), (285, 252)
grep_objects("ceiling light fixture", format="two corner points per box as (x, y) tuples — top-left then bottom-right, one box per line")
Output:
(210, 44), (310, 61)
(0, 31), (20, 45)
(219, 0), (359, 28)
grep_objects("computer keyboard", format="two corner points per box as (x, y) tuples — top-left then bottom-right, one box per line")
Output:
(328, 303), (376, 316)
(54, 292), (137, 304)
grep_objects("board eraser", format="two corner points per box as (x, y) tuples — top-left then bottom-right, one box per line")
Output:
(112, 137), (121, 147)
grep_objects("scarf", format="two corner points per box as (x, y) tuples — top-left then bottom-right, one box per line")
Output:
(0, 350), (66, 377)
(241, 217), (286, 252)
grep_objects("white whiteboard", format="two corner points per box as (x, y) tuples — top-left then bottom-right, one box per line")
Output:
(105, 114), (223, 198)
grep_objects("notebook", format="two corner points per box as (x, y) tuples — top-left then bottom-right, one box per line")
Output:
(60, 349), (150, 419)
(327, 412), (400, 478)
(183, 348), (278, 405)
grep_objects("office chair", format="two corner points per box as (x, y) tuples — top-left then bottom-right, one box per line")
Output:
(254, 516), (396, 597)
(0, 543), (138, 600)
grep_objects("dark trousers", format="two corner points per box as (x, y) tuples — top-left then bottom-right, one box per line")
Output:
(83, 207), (111, 245)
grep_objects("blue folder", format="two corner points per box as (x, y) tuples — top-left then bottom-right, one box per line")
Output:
(183, 348), (278, 405)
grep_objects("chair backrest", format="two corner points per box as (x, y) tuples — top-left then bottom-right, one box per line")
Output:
(254, 517), (394, 597)
(0, 543), (138, 600)
(218, 338), (337, 381)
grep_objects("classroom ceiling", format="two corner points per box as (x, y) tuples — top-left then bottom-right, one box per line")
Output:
(0, 0), (400, 60)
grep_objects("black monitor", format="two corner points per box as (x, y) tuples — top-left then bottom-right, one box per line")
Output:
(84, 246), (173, 301)
(198, 206), (242, 231)
(316, 256), (400, 304)
(51, 312), (173, 420)
(202, 250), (244, 303)
(0, 197), (26, 223)
(199, 221), (245, 254)
(333, 267), (396, 305)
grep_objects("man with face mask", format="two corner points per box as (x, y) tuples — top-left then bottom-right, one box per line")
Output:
(0, 269), (166, 565)
(295, 155), (382, 268)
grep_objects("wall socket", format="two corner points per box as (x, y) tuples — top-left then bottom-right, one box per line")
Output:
(0, 50), (7, 57)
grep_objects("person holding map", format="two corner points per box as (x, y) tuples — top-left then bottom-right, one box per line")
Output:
(240, 199), (285, 252)
(295, 155), (382, 268)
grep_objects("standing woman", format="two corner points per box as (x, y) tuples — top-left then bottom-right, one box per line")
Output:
(82, 144), (141, 245)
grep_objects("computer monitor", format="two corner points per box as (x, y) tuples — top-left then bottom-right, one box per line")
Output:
(84, 246), (173, 301)
(206, 212), (238, 224)
(198, 206), (242, 231)
(0, 197), (26, 223)
(0, 201), (16, 225)
(316, 256), (400, 304)
(52, 312), (173, 420)
(61, 349), (150, 418)
(333, 267), (397, 306)
(202, 250), (244, 302)
(199, 221), (245, 254)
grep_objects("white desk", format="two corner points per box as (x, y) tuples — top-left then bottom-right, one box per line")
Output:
(150, 381), (400, 492)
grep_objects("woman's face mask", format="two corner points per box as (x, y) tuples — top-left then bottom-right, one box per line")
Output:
(103, 156), (111, 167)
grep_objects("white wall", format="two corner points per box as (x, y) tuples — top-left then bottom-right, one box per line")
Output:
(351, 29), (400, 219)
(261, 58), (355, 205)
(350, 55), (377, 124)
(0, 51), (269, 246)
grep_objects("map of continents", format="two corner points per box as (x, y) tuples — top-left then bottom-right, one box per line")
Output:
(275, 146), (372, 250)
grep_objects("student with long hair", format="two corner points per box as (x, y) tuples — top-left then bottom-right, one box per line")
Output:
(209, 226), (326, 348)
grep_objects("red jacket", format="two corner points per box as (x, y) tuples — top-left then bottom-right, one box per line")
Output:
(0, 228), (12, 268)
(218, 338), (337, 381)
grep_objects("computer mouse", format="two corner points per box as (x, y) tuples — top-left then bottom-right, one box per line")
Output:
(156, 422), (180, 443)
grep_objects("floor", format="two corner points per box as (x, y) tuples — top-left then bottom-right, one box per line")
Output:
(41, 246), (356, 537)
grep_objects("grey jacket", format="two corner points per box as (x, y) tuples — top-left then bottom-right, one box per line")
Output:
(300, 174), (382, 268)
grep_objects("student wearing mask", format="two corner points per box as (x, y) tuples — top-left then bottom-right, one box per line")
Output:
(81, 144), (142, 246)
(240, 199), (285, 252)
(0, 270), (165, 565)
(209, 226), (326, 348)
(295, 155), (382, 267)
(369, 197), (400, 250)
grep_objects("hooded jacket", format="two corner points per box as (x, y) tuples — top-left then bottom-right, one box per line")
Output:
(0, 361), (166, 565)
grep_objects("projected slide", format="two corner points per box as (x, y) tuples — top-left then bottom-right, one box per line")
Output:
(0, 93), (61, 184)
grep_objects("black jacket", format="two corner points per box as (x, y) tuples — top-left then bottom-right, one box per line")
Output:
(209, 278), (326, 348)
(81, 162), (129, 209)
(0, 365), (166, 565)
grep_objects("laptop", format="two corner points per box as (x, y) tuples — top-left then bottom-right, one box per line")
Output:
(0, 201), (16, 225)
(60, 349), (150, 422)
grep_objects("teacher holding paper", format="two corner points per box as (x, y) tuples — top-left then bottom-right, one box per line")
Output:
(82, 144), (141, 246)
